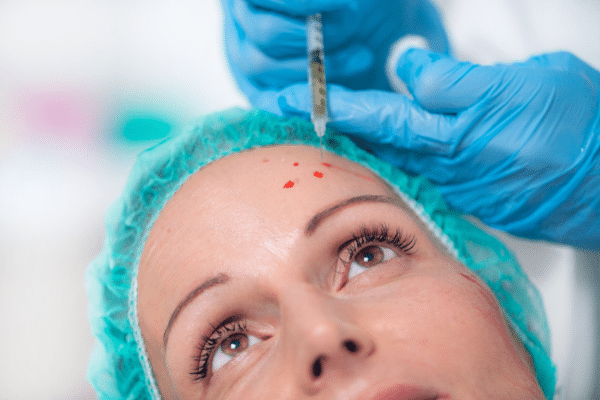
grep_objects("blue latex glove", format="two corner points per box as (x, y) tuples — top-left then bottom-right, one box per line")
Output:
(276, 50), (600, 249)
(221, 0), (450, 109)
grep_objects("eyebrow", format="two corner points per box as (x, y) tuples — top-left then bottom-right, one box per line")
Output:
(163, 273), (229, 349)
(305, 194), (403, 236)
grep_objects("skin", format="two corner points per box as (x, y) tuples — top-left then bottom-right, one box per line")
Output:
(137, 145), (544, 400)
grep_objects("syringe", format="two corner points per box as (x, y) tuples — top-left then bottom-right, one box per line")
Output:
(306, 14), (328, 156)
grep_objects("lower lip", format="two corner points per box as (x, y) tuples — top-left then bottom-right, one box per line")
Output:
(369, 385), (449, 400)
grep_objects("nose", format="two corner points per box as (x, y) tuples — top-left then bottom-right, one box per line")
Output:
(280, 284), (375, 394)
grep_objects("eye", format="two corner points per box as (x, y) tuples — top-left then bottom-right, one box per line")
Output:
(348, 245), (398, 279)
(337, 225), (416, 288)
(212, 332), (261, 373)
(192, 318), (266, 381)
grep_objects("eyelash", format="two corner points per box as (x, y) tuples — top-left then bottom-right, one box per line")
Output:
(344, 224), (416, 259)
(339, 224), (416, 279)
(189, 224), (416, 382)
(190, 316), (247, 382)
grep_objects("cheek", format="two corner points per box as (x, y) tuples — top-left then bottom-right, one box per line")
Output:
(372, 276), (518, 369)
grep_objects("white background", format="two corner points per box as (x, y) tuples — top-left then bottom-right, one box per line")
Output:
(0, 0), (598, 399)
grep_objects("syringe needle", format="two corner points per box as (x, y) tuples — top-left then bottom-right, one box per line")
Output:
(320, 137), (323, 161)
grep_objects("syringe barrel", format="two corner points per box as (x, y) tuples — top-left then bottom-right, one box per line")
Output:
(307, 14), (328, 121)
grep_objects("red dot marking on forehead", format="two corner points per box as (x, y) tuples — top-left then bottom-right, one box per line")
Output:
(283, 180), (295, 189)
(314, 171), (323, 178)
(293, 162), (299, 166)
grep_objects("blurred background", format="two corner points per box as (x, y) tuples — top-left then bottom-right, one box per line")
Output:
(0, 0), (597, 399)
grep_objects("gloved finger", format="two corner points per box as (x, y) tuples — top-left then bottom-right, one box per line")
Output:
(250, 88), (288, 116)
(278, 83), (459, 157)
(226, 14), (311, 104)
(224, 14), (279, 109)
(232, 0), (307, 59)
(226, 52), (288, 115)
(234, 0), (359, 58)
(246, 0), (353, 16)
(395, 48), (505, 113)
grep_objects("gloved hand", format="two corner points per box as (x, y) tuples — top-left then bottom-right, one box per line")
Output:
(276, 50), (600, 249)
(221, 0), (449, 109)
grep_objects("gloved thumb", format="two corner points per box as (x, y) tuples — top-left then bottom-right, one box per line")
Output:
(278, 82), (457, 157)
(394, 48), (505, 113)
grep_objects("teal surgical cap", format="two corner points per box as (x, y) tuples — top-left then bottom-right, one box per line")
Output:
(86, 108), (556, 399)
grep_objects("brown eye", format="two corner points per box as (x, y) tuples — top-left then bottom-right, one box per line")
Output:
(347, 245), (398, 280)
(212, 331), (261, 373)
(354, 245), (385, 268)
(220, 333), (249, 356)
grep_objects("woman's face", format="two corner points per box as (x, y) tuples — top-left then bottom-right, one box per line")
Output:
(137, 145), (543, 400)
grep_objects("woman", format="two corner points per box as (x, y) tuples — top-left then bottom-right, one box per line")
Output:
(86, 109), (555, 399)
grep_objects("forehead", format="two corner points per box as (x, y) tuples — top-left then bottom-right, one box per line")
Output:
(137, 145), (396, 302)
(155, 145), (394, 237)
